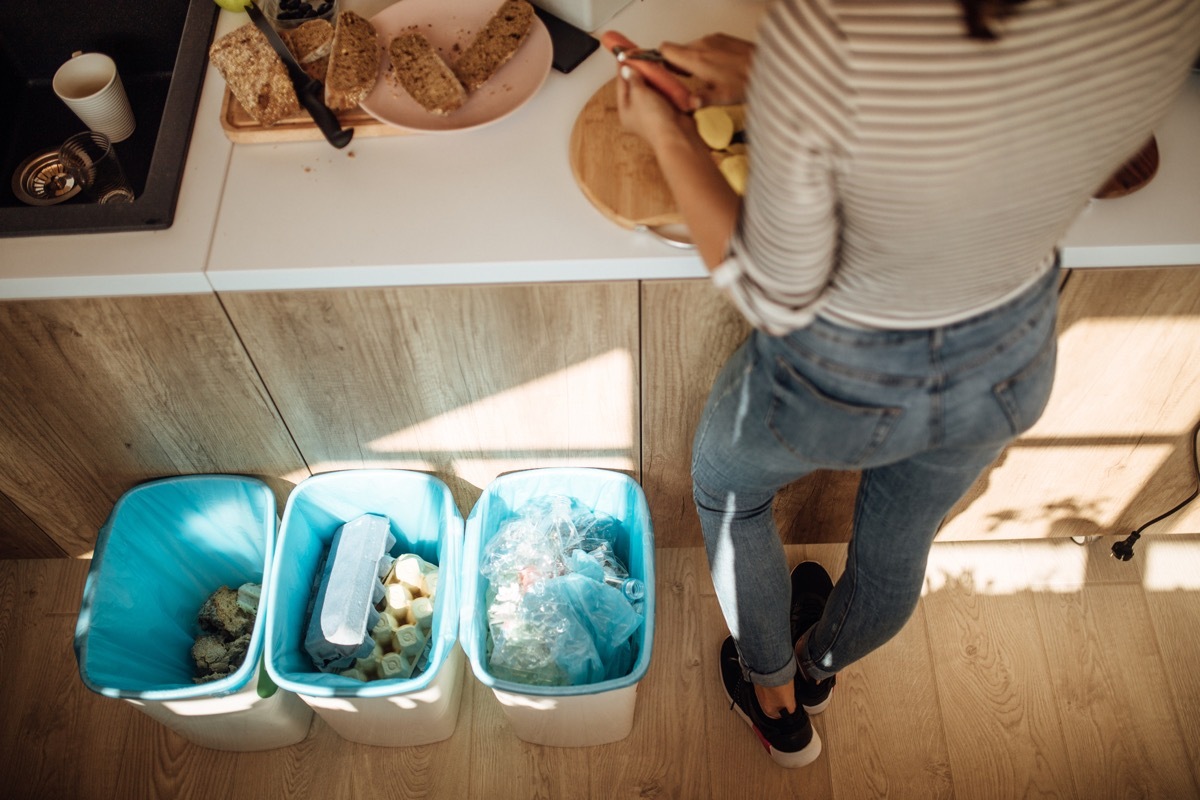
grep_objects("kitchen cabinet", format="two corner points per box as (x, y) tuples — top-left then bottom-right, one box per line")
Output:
(218, 282), (641, 516)
(0, 490), (61, 559)
(1, 268), (1196, 559)
(940, 266), (1200, 540)
(0, 295), (306, 556)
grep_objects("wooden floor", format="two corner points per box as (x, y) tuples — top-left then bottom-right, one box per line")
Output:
(2, 535), (1198, 800)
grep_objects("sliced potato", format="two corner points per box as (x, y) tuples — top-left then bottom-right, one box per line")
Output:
(720, 104), (747, 132)
(718, 153), (749, 195)
(694, 106), (736, 150)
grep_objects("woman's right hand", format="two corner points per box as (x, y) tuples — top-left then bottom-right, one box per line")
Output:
(660, 34), (756, 108)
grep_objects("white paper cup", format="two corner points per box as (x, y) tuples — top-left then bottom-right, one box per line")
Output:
(52, 52), (136, 142)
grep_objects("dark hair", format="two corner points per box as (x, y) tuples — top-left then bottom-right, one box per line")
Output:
(958, 0), (1031, 40)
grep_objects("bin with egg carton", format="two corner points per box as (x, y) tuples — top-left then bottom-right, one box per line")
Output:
(264, 469), (464, 746)
(72, 475), (314, 751)
(461, 467), (655, 746)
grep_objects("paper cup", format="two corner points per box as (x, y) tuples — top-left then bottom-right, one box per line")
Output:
(52, 52), (136, 142)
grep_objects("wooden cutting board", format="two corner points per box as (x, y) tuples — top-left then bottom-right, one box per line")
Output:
(1094, 135), (1158, 199)
(219, 88), (410, 143)
(569, 79), (681, 229)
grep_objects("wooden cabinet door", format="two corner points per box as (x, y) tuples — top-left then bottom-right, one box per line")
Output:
(0, 490), (61, 559)
(641, 279), (858, 547)
(219, 282), (640, 516)
(0, 296), (307, 557)
(940, 267), (1200, 540)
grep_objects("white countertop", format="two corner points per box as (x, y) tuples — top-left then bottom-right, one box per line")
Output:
(2, 0), (1198, 300)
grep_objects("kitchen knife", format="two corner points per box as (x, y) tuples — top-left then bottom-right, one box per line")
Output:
(245, 1), (353, 149)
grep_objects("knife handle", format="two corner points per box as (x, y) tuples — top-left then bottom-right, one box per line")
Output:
(246, 1), (354, 148)
(299, 87), (354, 149)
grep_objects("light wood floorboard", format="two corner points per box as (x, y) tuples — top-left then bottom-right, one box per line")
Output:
(1, 536), (1197, 799)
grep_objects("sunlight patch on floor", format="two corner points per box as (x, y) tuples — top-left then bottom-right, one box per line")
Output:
(923, 539), (1088, 595)
(1141, 536), (1200, 591)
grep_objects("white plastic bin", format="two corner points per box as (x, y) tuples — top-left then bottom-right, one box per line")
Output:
(462, 467), (655, 746)
(73, 475), (313, 751)
(265, 470), (464, 747)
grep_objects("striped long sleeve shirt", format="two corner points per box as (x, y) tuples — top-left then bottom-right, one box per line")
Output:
(713, 0), (1200, 333)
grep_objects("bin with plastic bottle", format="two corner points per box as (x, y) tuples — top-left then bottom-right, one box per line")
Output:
(461, 467), (655, 746)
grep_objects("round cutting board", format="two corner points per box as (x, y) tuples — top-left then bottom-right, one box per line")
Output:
(1094, 136), (1158, 199)
(569, 79), (682, 229)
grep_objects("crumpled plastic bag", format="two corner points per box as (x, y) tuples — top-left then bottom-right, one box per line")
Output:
(483, 496), (643, 686)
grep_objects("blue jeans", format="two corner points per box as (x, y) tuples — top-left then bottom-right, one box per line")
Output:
(692, 267), (1059, 686)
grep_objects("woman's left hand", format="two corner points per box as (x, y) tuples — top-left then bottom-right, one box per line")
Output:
(614, 64), (741, 271)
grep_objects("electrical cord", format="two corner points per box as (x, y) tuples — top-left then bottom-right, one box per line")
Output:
(1112, 417), (1200, 561)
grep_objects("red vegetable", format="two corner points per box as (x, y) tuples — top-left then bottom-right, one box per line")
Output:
(600, 30), (693, 112)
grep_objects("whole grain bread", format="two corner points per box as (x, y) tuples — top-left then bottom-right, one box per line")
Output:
(283, 18), (334, 83)
(325, 10), (380, 110)
(209, 23), (299, 126)
(453, 0), (535, 92)
(389, 32), (468, 115)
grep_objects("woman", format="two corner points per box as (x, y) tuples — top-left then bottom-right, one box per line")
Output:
(614, 0), (1200, 768)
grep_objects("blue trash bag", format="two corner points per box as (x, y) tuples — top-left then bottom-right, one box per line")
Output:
(74, 475), (276, 700)
(463, 468), (656, 696)
(534, 573), (642, 684)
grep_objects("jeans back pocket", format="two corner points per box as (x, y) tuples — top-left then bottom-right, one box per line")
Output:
(767, 356), (903, 467)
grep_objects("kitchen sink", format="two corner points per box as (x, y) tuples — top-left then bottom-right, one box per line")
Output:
(0, 0), (219, 237)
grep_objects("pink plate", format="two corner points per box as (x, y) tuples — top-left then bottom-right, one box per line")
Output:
(360, 0), (553, 133)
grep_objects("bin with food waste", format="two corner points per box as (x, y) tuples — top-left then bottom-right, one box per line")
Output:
(73, 475), (313, 751)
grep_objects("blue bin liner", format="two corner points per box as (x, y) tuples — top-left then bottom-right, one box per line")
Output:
(462, 467), (656, 696)
(265, 470), (462, 698)
(74, 475), (277, 700)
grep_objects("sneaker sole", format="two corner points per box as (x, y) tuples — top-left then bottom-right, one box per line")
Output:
(719, 659), (823, 768)
(803, 695), (832, 715)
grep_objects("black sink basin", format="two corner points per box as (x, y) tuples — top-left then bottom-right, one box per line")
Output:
(0, 0), (220, 237)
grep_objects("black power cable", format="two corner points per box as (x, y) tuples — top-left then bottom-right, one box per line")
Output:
(1112, 417), (1200, 561)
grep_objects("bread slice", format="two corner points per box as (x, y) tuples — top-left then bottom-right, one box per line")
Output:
(325, 10), (380, 111)
(453, 0), (535, 92)
(388, 32), (468, 115)
(209, 23), (300, 126)
(283, 18), (334, 83)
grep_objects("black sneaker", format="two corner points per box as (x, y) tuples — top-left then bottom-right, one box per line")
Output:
(790, 560), (836, 714)
(719, 636), (822, 768)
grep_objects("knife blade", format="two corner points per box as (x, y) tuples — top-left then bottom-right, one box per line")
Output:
(245, 2), (353, 149)
(614, 48), (691, 76)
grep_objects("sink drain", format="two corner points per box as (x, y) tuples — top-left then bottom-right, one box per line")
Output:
(11, 149), (83, 206)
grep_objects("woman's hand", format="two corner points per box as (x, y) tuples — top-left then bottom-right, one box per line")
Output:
(615, 65), (693, 152)
(660, 34), (756, 108)
(615, 66), (741, 271)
